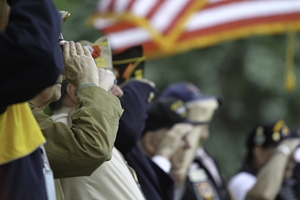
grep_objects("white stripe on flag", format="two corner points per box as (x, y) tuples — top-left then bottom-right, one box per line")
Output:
(151, 0), (190, 31)
(96, 1), (300, 50)
(93, 18), (117, 30)
(132, 0), (159, 17)
(186, 1), (300, 32)
(108, 28), (151, 49)
(114, 0), (131, 13)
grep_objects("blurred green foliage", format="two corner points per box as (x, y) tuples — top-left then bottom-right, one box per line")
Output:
(53, 0), (300, 181)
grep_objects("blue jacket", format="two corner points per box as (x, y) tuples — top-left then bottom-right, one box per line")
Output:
(116, 80), (175, 200)
(0, 0), (63, 199)
(115, 80), (153, 153)
(125, 145), (175, 200)
(0, 0), (63, 113)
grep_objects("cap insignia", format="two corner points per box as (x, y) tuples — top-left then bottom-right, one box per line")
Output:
(272, 132), (281, 142)
(171, 100), (187, 117)
(254, 126), (265, 146)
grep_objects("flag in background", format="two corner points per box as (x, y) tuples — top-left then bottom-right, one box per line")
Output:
(89, 0), (300, 60)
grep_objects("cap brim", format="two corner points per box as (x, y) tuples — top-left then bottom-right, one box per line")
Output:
(194, 95), (223, 107)
(186, 120), (209, 125)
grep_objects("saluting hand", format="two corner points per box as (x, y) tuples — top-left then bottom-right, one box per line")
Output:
(63, 41), (99, 87)
(98, 68), (116, 92)
(155, 123), (193, 160)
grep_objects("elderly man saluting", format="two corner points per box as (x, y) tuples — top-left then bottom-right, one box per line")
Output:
(30, 40), (123, 175)
(28, 41), (123, 199)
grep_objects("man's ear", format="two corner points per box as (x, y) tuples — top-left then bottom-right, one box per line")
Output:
(66, 83), (77, 103)
(143, 131), (159, 156)
(253, 146), (264, 165)
(253, 146), (260, 158)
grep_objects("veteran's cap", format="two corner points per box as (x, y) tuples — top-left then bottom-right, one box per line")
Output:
(112, 45), (146, 85)
(59, 11), (71, 25)
(160, 82), (223, 106)
(79, 36), (112, 69)
(246, 120), (291, 151)
(143, 97), (202, 134)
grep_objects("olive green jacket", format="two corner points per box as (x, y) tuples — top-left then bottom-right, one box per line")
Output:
(30, 86), (123, 179)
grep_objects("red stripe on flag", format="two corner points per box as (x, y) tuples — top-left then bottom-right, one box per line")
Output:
(179, 13), (300, 40)
(146, 0), (165, 19)
(108, 0), (115, 12)
(102, 22), (136, 34)
(143, 42), (158, 54)
(105, 13), (300, 55)
(101, 0), (165, 34)
(126, 0), (135, 10)
(164, 0), (195, 35)
(140, 13), (300, 56)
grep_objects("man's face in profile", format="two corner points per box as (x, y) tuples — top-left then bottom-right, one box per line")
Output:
(50, 74), (64, 102)
(170, 130), (191, 170)
(39, 74), (63, 105)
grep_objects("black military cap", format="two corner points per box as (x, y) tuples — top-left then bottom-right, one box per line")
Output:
(112, 45), (146, 85)
(143, 97), (201, 134)
(246, 120), (291, 151)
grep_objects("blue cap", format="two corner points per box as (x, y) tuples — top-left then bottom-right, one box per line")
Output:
(160, 82), (223, 106)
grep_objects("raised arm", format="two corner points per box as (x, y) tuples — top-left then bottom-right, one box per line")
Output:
(245, 139), (300, 200)
(29, 42), (123, 178)
(30, 86), (123, 178)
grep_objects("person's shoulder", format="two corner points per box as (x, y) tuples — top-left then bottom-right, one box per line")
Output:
(229, 172), (256, 187)
(228, 172), (257, 200)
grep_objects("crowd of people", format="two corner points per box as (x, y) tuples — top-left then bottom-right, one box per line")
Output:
(1, 0), (300, 200)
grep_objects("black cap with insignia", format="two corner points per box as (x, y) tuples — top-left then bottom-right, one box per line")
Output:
(112, 45), (146, 85)
(246, 120), (292, 158)
(142, 97), (202, 134)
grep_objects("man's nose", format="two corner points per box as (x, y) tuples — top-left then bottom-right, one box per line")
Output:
(183, 137), (191, 150)
(111, 84), (124, 97)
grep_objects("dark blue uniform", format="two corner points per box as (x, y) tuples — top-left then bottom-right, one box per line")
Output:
(125, 145), (175, 200)
(115, 80), (152, 154)
(116, 80), (175, 200)
(0, 149), (48, 200)
(0, 0), (63, 199)
(181, 149), (230, 200)
(292, 163), (300, 200)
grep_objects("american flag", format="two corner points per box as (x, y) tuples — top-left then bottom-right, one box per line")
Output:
(90, 0), (300, 59)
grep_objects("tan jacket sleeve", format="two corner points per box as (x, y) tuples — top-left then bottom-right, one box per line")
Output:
(30, 86), (123, 179)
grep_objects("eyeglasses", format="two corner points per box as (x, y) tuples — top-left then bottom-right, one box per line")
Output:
(58, 33), (68, 46)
